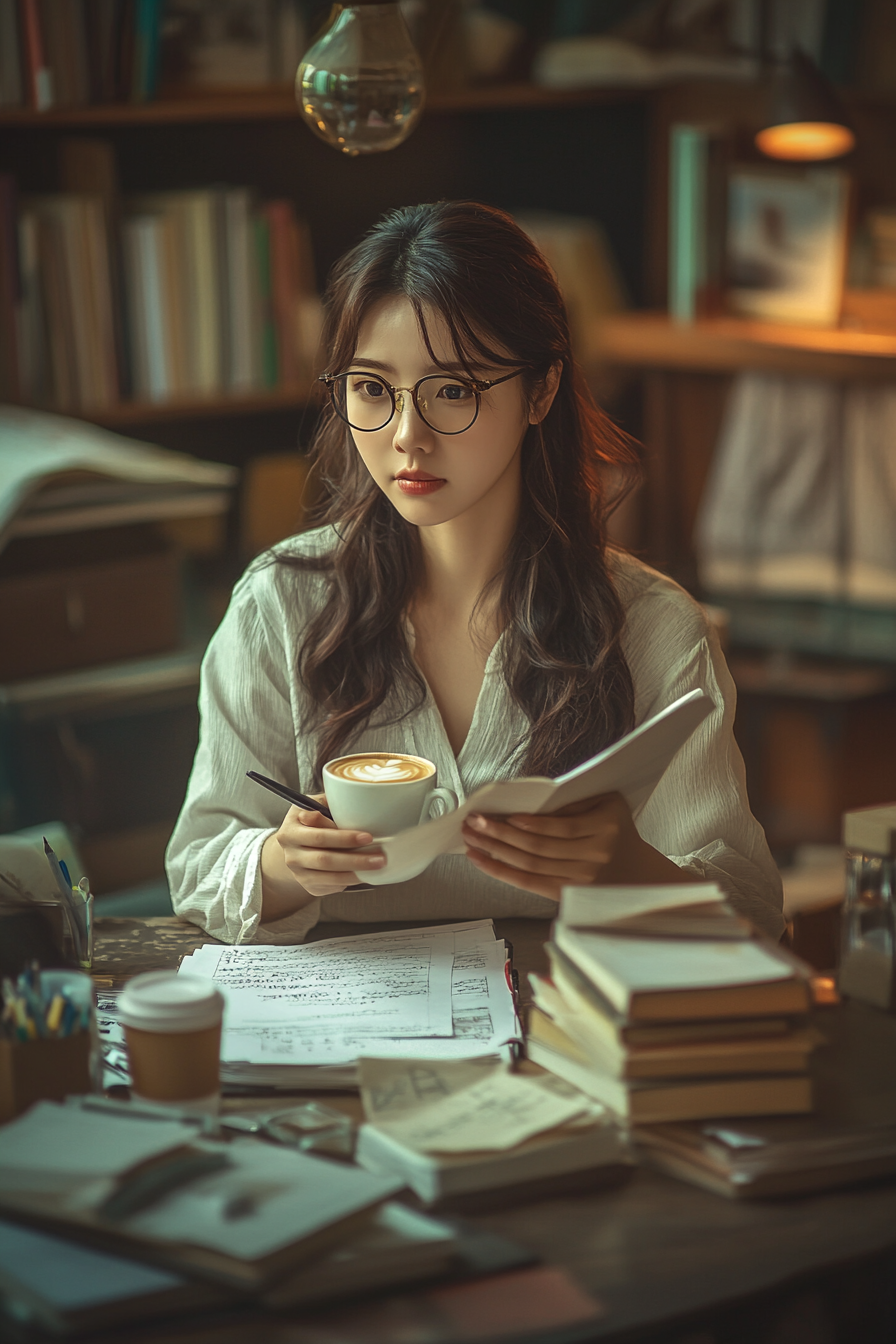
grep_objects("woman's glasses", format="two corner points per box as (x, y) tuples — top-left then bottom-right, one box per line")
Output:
(319, 368), (525, 435)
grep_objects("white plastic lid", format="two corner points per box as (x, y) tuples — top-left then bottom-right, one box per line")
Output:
(118, 972), (224, 1034)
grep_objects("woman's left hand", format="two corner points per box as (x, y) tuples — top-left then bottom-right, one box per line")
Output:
(462, 792), (690, 901)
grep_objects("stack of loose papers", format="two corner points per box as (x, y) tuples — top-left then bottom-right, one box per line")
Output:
(355, 1056), (629, 1205)
(179, 920), (522, 1089)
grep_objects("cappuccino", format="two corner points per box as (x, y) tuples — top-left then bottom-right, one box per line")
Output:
(323, 751), (456, 862)
(327, 753), (434, 784)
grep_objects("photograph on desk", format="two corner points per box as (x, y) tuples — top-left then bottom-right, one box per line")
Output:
(726, 166), (851, 326)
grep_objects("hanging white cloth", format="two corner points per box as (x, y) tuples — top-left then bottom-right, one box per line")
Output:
(695, 372), (896, 608)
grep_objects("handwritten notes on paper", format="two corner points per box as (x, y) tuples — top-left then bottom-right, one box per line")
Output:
(359, 1057), (601, 1153)
(186, 932), (455, 1033)
(178, 920), (522, 1074)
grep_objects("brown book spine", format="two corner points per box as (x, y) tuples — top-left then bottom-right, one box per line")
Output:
(264, 199), (300, 387)
(18, 0), (52, 109)
(0, 175), (22, 403)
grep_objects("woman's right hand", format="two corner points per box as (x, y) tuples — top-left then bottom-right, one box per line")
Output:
(261, 805), (386, 915)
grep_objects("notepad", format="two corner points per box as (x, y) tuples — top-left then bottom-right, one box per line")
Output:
(365, 689), (715, 884)
(0, 1101), (401, 1290)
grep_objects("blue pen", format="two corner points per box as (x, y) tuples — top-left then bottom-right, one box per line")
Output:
(60, 999), (78, 1037)
(59, 859), (73, 888)
(43, 838), (88, 963)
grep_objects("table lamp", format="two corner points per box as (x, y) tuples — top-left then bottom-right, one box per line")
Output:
(296, 2), (425, 155)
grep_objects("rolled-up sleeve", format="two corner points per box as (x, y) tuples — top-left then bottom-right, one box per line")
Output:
(165, 567), (321, 945)
(621, 564), (785, 940)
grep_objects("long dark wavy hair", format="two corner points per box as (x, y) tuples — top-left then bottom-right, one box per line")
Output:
(282, 200), (640, 785)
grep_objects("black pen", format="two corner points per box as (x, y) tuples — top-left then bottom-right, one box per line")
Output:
(246, 771), (334, 821)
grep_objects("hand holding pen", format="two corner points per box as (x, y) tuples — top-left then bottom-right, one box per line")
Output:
(247, 771), (383, 897)
(246, 772), (333, 820)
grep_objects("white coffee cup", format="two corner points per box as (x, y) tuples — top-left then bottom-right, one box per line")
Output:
(323, 751), (457, 838)
(118, 972), (224, 1114)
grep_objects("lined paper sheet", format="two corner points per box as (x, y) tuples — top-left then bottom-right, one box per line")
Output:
(179, 921), (520, 1070)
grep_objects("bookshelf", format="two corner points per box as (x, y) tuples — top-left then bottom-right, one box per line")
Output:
(0, 81), (641, 128)
(592, 310), (896, 851)
(0, 76), (651, 895)
(590, 310), (896, 584)
(76, 384), (316, 430)
(593, 311), (896, 382)
(0, 78), (650, 446)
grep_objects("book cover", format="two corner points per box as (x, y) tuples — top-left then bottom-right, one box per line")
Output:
(265, 198), (301, 386)
(553, 922), (811, 1023)
(542, 946), (797, 1048)
(668, 123), (727, 322)
(122, 215), (158, 401)
(0, 175), (22, 405)
(368, 688), (715, 887)
(529, 979), (818, 1081)
(187, 191), (222, 394)
(558, 882), (752, 939)
(14, 210), (50, 406)
(0, 1102), (402, 1291)
(0, 1218), (234, 1335)
(19, 0), (53, 110)
(222, 187), (256, 392)
(253, 211), (279, 388)
(0, 0), (24, 106)
(33, 208), (78, 410)
(80, 195), (119, 406)
(634, 1110), (896, 1200)
(526, 1012), (813, 1125)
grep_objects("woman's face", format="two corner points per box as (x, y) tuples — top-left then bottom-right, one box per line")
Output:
(346, 297), (551, 533)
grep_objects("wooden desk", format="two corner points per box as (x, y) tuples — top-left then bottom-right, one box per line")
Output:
(90, 916), (896, 1344)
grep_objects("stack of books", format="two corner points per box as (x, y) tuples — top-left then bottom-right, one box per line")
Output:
(527, 885), (818, 1125)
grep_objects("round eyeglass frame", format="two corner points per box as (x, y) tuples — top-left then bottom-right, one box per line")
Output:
(318, 367), (527, 435)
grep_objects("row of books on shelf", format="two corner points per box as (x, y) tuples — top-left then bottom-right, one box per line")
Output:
(0, 0), (164, 110)
(0, 174), (322, 413)
(0, 0), (306, 112)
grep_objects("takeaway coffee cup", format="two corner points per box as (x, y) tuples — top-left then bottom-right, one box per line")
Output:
(323, 752), (457, 838)
(118, 972), (224, 1113)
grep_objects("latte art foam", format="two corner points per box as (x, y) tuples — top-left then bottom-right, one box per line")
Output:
(328, 754), (434, 784)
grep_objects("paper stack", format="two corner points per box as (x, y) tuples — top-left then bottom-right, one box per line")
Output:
(527, 885), (818, 1125)
(355, 1056), (630, 1207)
(178, 920), (522, 1090)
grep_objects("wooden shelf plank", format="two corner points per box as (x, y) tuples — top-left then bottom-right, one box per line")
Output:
(0, 81), (642, 129)
(48, 384), (318, 428)
(592, 312), (896, 380)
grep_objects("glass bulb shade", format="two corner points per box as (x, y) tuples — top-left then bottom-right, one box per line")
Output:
(296, 4), (425, 156)
(755, 120), (855, 161)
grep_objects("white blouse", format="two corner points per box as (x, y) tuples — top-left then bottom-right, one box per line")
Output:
(166, 526), (784, 944)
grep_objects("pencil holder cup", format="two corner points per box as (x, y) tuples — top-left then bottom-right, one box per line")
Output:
(0, 970), (98, 1124)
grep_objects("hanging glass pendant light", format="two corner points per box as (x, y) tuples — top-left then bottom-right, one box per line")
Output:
(296, 3), (426, 156)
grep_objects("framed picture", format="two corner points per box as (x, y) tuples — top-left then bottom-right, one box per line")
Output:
(726, 166), (851, 326)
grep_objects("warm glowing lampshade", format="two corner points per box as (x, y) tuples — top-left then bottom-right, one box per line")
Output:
(296, 3), (425, 156)
(756, 49), (854, 163)
(756, 121), (855, 161)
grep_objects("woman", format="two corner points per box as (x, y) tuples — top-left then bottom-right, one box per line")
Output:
(166, 201), (783, 945)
